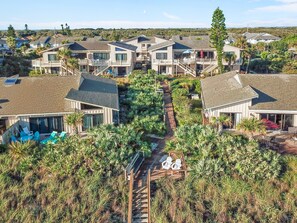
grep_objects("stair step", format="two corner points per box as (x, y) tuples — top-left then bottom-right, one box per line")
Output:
(133, 219), (148, 223)
(133, 213), (149, 218)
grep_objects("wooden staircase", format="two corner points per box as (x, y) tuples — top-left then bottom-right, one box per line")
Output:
(92, 64), (110, 76)
(175, 60), (196, 77)
(201, 62), (218, 75)
(128, 170), (151, 223)
(61, 61), (81, 76)
(132, 185), (149, 223)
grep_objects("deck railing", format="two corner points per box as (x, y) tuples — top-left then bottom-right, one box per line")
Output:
(127, 169), (134, 223)
(147, 169), (151, 223)
(1, 121), (20, 144)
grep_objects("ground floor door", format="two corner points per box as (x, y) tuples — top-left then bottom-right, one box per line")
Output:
(159, 66), (167, 74)
(0, 118), (7, 135)
(117, 67), (127, 76)
(220, 112), (242, 129)
(259, 113), (294, 131)
(82, 114), (104, 131)
(29, 116), (64, 133)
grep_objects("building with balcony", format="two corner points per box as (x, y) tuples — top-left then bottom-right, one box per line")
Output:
(32, 35), (242, 77)
(32, 40), (137, 76)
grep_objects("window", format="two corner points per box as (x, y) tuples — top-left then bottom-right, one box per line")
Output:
(156, 53), (167, 60)
(81, 103), (102, 110)
(116, 53), (127, 61)
(48, 54), (57, 61)
(115, 47), (126, 51)
(82, 114), (104, 131)
(29, 116), (63, 133)
(112, 110), (119, 124)
(93, 53), (110, 60)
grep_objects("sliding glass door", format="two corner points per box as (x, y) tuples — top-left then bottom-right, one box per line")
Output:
(82, 114), (104, 131)
(29, 116), (63, 133)
(259, 113), (294, 130)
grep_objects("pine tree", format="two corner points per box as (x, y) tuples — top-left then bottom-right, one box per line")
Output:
(7, 25), (16, 38)
(210, 7), (228, 74)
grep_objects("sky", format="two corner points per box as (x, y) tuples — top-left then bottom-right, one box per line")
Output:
(0, 0), (297, 29)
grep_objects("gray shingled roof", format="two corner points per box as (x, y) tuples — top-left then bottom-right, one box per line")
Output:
(65, 74), (119, 110)
(201, 72), (258, 109)
(109, 41), (137, 51)
(124, 35), (159, 44)
(30, 36), (51, 45)
(148, 40), (175, 51)
(0, 74), (119, 117)
(172, 36), (214, 50)
(240, 74), (297, 111)
(69, 41), (110, 51)
(0, 76), (80, 116)
(201, 72), (297, 111)
(243, 32), (280, 41)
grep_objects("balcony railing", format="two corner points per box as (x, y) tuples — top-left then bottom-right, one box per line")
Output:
(89, 59), (110, 66)
(32, 60), (61, 67)
(110, 60), (132, 66)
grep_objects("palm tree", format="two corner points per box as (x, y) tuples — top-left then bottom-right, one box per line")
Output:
(210, 115), (232, 134)
(223, 52), (237, 71)
(236, 118), (266, 139)
(65, 112), (84, 134)
(57, 48), (71, 75)
(68, 57), (79, 75)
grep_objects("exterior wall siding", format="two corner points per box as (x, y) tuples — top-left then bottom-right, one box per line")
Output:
(209, 100), (252, 119)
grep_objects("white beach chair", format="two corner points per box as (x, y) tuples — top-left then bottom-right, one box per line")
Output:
(162, 156), (172, 170)
(171, 159), (182, 170)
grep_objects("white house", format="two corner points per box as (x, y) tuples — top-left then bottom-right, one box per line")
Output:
(201, 71), (297, 130)
(0, 74), (119, 143)
(243, 32), (281, 44)
(32, 35), (242, 77)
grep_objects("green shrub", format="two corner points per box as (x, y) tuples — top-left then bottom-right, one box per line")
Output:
(168, 124), (282, 181)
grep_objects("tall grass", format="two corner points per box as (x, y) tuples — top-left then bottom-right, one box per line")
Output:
(151, 156), (297, 223)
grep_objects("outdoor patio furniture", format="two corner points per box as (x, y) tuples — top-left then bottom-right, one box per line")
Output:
(19, 134), (34, 142)
(41, 131), (57, 145)
(23, 127), (33, 136)
(33, 131), (40, 141)
(10, 135), (17, 143)
(162, 156), (172, 170)
(51, 131), (67, 144)
(171, 159), (182, 170)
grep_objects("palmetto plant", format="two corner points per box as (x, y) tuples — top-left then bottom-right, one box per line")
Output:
(65, 112), (84, 134)
(223, 52), (237, 71)
(210, 115), (232, 134)
(57, 48), (71, 75)
(236, 117), (266, 139)
(67, 57), (79, 75)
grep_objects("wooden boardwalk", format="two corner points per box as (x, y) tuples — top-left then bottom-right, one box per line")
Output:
(129, 82), (183, 223)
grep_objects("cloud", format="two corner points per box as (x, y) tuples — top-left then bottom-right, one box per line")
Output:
(249, 0), (297, 12)
(163, 12), (180, 20)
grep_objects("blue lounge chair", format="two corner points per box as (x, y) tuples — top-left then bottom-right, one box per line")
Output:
(33, 131), (40, 142)
(10, 135), (18, 143)
(51, 131), (67, 144)
(59, 131), (67, 140)
(41, 131), (57, 145)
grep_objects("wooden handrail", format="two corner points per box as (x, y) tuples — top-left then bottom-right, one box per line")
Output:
(127, 169), (134, 223)
(147, 169), (151, 223)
